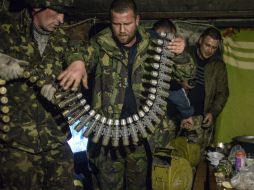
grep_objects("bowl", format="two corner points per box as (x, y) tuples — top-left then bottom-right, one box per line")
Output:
(207, 152), (225, 160)
(211, 161), (220, 167)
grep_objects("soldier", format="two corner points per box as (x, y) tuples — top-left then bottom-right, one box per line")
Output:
(0, 0), (86, 189)
(61, 0), (196, 189)
(152, 19), (195, 134)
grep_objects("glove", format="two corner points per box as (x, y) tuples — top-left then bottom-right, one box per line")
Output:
(40, 84), (56, 102)
(0, 53), (28, 81)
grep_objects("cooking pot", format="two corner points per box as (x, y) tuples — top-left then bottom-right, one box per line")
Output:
(233, 136), (254, 154)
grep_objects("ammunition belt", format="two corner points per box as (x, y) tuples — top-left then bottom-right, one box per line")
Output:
(53, 32), (175, 147)
(0, 78), (10, 142)
(6, 32), (175, 147)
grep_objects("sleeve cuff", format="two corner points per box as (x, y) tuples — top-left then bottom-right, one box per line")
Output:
(66, 53), (85, 65)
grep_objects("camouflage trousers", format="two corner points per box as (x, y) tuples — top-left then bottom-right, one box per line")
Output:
(191, 115), (214, 156)
(152, 115), (214, 155)
(150, 115), (214, 158)
(149, 116), (178, 152)
(88, 142), (149, 190)
(0, 144), (76, 190)
(88, 116), (181, 190)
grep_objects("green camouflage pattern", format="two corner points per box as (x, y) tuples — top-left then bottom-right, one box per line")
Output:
(0, 144), (75, 190)
(0, 9), (77, 190)
(24, 0), (74, 8)
(90, 145), (148, 190)
(173, 60), (196, 82)
(0, 11), (74, 153)
(148, 115), (178, 152)
(150, 116), (201, 168)
(24, 0), (74, 13)
(69, 25), (196, 189)
(79, 26), (149, 119)
(191, 115), (214, 156)
(71, 26), (196, 120)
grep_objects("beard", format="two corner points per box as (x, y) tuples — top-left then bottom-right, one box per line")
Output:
(115, 32), (136, 46)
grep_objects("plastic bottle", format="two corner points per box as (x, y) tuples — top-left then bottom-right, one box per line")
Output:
(235, 150), (246, 171)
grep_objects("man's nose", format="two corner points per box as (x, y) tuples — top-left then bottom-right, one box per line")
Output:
(120, 24), (125, 33)
(207, 47), (213, 54)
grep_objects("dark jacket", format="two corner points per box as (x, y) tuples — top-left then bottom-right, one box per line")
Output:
(189, 46), (229, 117)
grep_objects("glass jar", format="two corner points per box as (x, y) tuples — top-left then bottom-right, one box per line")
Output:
(217, 159), (232, 178)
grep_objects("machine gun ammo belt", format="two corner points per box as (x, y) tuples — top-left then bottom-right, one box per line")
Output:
(0, 78), (10, 142)
(55, 32), (175, 147)
(16, 32), (175, 147)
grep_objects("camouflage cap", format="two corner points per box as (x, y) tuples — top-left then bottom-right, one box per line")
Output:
(24, 0), (75, 13)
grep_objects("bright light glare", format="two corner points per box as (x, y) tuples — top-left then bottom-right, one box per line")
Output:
(67, 120), (88, 153)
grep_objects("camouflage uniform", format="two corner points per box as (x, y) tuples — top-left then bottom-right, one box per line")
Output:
(0, 5), (77, 190)
(149, 115), (178, 150)
(68, 26), (195, 190)
(189, 46), (229, 155)
(149, 51), (196, 151)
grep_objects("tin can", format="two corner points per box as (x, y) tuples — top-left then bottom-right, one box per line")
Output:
(235, 151), (246, 171)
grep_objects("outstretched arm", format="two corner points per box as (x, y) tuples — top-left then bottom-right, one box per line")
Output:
(58, 60), (88, 90)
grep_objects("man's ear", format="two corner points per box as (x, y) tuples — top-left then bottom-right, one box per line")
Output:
(136, 15), (140, 26)
(198, 37), (203, 45)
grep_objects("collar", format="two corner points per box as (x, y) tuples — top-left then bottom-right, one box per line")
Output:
(116, 31), (142, 53)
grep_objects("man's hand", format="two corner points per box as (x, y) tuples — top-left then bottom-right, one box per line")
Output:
(58, 60), (88, 90)
(181, 80), (194, 91)
(0, 53), (28, 81)
(167, 37), (185, 55)
(40, 84), (56, 102)
(202, 113), (214, 128)
(180, 117), (194, 130)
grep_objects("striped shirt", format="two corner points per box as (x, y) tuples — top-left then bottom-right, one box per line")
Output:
(188, 50), (210, 115)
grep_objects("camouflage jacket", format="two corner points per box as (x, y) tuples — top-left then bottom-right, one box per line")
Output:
(70, 26), (196, 121)
(0, 11), (74, 153)
(189, 46), (229, 117)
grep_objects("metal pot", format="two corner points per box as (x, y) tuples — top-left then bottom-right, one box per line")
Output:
(233, 136), (254, 154)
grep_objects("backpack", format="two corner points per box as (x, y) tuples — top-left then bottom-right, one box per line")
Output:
(170, 136), (201, 167)
(152, 147), (193, 190)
